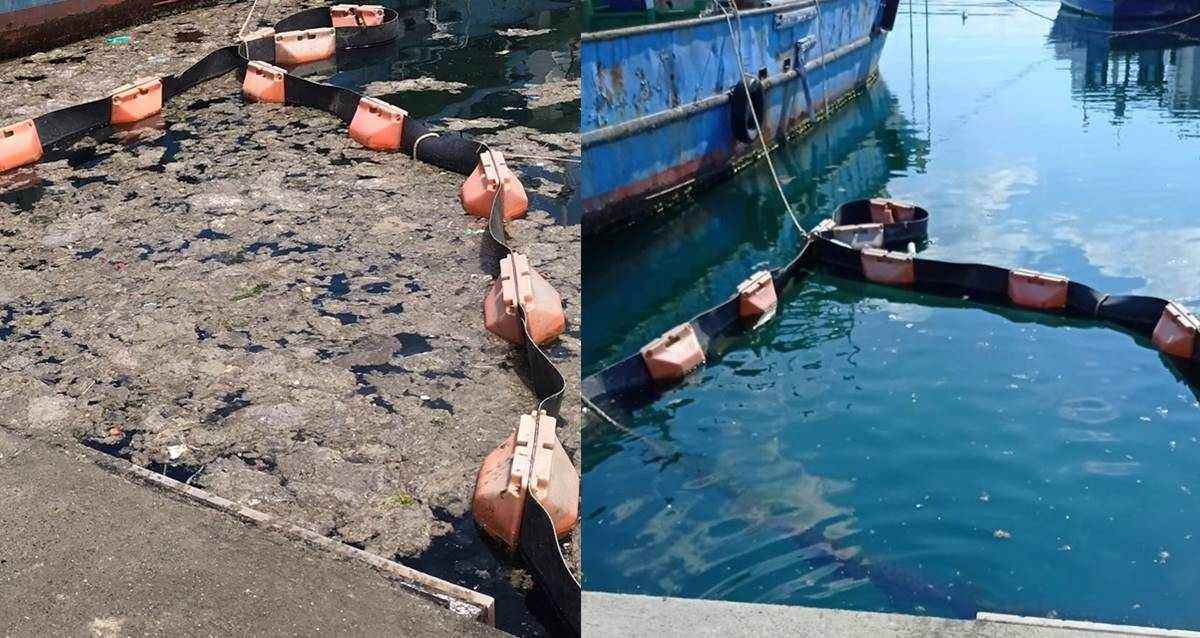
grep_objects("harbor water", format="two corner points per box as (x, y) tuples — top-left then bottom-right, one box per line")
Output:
(582, 0), (1200, 629)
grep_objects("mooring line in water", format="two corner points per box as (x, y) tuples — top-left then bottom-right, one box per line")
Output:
(997, 0), (1200, 36)
(0, 7), (580, 635)
(718, 0), (805, 237)
(237, 0), (267, 39)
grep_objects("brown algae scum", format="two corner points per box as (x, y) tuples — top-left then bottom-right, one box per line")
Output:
(0, 1), (580, 636)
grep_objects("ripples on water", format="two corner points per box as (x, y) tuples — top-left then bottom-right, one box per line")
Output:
(583, 0), (1200, 629)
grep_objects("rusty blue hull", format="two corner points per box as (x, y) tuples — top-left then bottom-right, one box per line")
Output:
(581, 0), (894, 235)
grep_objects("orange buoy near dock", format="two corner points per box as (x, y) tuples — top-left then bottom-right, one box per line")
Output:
(242, 61), (287, 103)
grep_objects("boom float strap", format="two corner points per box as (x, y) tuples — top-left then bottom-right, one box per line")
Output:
(0, 7), (580, 636)
(583, 198), (1200, 413)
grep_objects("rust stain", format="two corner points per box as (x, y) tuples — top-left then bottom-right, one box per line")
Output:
(0, 0), (213, 60)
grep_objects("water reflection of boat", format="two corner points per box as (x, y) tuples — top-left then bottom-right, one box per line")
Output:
(1049, 7), (1200, 118)
(582, 79), (928, 374)
(581, 0), (900, 235)
(1060, 0), (1200, 20)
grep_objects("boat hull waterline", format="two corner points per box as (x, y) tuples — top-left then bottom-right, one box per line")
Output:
(581, 0), (894, 234)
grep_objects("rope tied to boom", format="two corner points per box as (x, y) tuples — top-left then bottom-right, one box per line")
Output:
(997, 0), (1200, 36)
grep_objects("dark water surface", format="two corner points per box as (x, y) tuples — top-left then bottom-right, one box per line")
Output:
(319, 0), (583, 225)
(583, 0), (1200, 629)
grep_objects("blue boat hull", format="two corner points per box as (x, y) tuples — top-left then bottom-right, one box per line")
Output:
(1060, 0), (1200, 19)
(581, 0), (891, 234)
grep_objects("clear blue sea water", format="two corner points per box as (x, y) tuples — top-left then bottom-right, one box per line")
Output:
(582, 0), (1200, 628)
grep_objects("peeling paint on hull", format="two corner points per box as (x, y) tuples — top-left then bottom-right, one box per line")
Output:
(1060, 0), (1200, 19)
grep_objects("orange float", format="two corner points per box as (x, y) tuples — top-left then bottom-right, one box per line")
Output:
(1008, 269), (1068, 310)
(472, 410), (579, 550)
(869, 198), (917, 224)
(242, 61), (287, 103)
(274, 28), (336, 66)
(330, 5), (385, 27)
(483, 252), (565, 345)
(1153, 302), (1199, 359)
(861, 247), (915, 286)
(460, 151), (529, 220)
(241, 27), (275, 41)
(348, 96), (406, 151)
(110, 77), (163, 125)
(737, 270), (777, 326)
(640, 323), (705, 383)
(0, 119), (42, 173)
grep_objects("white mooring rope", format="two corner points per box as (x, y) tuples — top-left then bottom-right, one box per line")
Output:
(718, 0), (806, 237)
